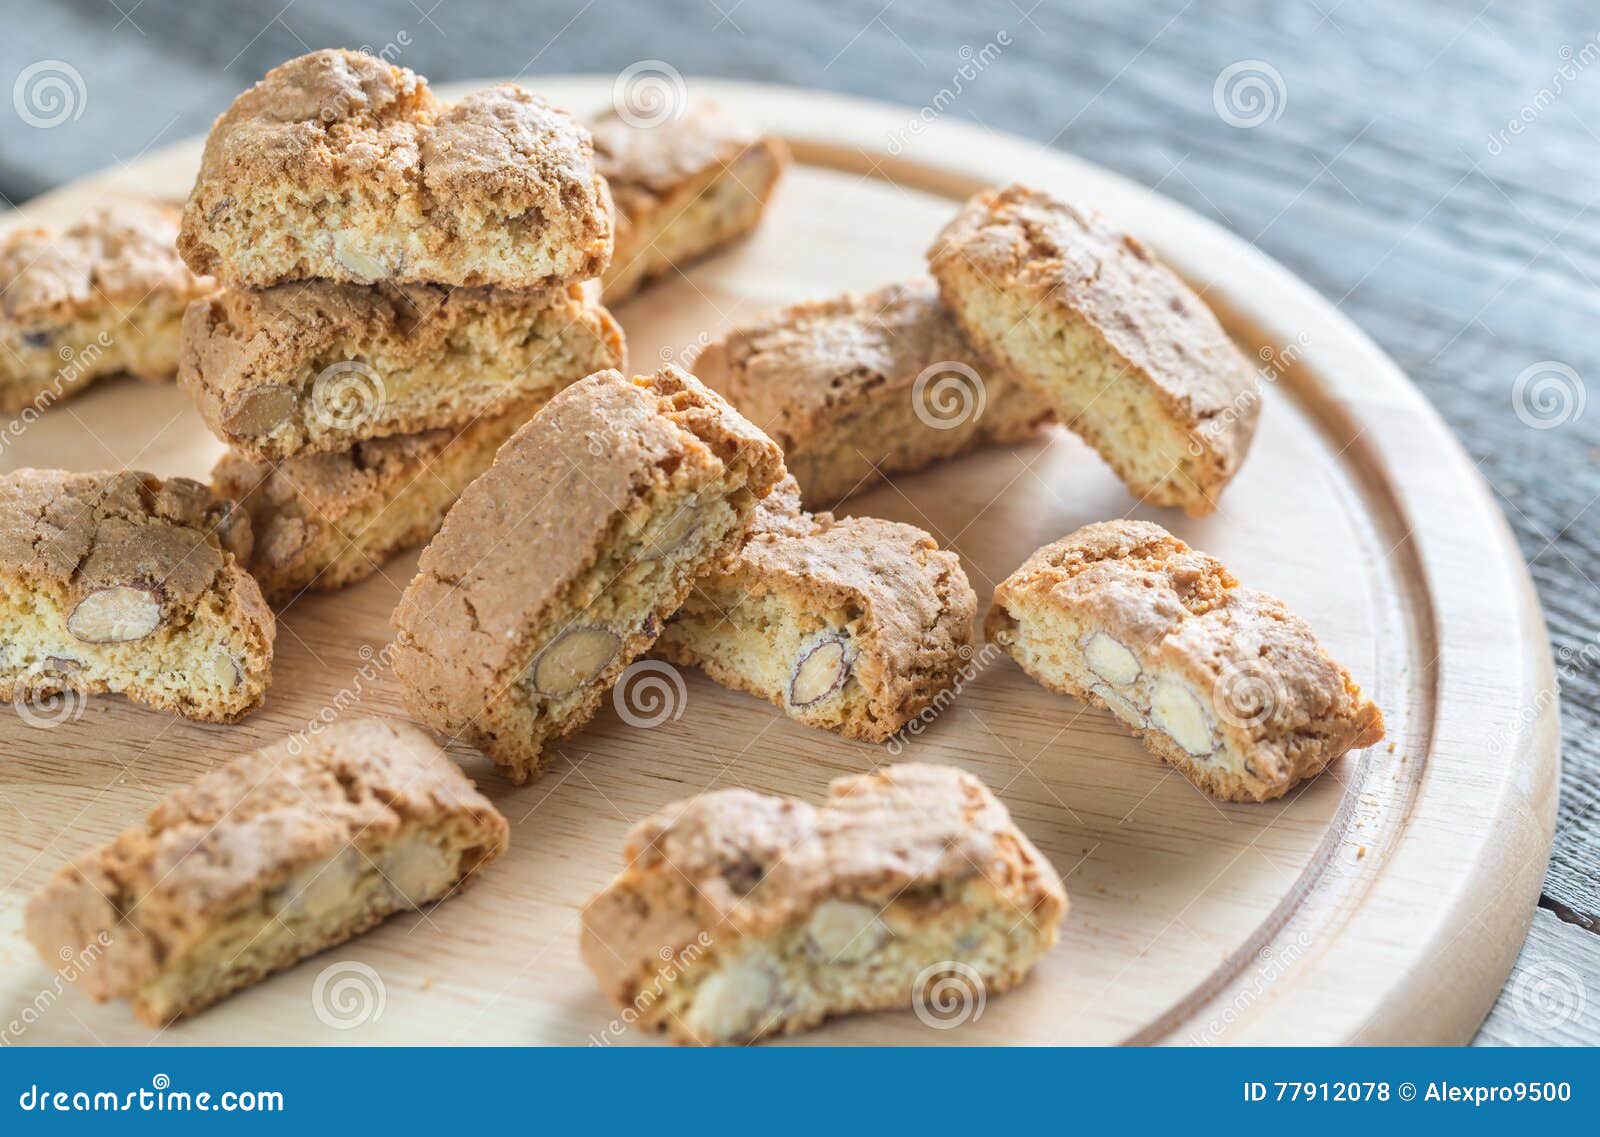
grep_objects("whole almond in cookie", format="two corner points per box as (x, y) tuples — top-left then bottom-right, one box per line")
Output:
(581, 763), (1066, 1045)
(0, 468), (272, 722)
(656, 476), (979, 740)
(391, 365), (785, 783)
(23, 718), (507, 1025)
(987, 520), (1384, 802)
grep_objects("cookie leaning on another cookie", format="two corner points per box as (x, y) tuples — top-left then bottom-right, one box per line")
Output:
(0, 469), (272, 723)
(181, 280), (624, 460)
(928, 184), (1259, 516)
(595, 100), (787, 304)
(987, 520), (1384, 802)
(178, 49), (613, 289)
(211, 400), (543, 603)
(581, 763), (1067, 1045)
(694, 278), (1053, 509)
(657, 476), (978, 741)
(1, 202), (215, 412)
(392, 364), (785, 783)
(24, 718), (508, 1025)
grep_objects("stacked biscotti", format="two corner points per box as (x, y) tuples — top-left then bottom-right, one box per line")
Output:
(175, 50), (625, 603)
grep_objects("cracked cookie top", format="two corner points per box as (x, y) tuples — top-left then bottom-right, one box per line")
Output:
(1, 202), (212, 323)
(0, 468), (251, 617)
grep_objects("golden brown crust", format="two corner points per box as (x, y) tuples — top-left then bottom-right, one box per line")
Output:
(23, 717), (508, 1023)
(987, 520), (1384, 801)
(179, 280), (623, 460)
(594, 102), (787, 303)
(581, 763), (1066, 1044)
(0, 202), (216, 406)
(178, 50), (612, 288)
(391, 365), (785, 780)
(928, 185), (1259, 515)
(693, 278), (1053, 507)
(658, 475), (979, 740)
(0, 468), (272, 722)
(211, 402), (539, 601)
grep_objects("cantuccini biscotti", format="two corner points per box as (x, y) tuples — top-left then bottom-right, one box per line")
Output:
(581, 763), (1066, 1045)
(178, 49), (613, 289)
(594, 101), (787, 303)
(1, 202), (215, 411)
(24, 717), (508, 1025)
(657, 476), (978, 740)
(180, 280), (623, 460)
(693, 278), (1053, 508)
(986, 521), (1384, 802)
(0, 468), (272, 722)
(392, 365), (784, 783)
(211, 401), (541, 602)
(928, 185), (1259, 515)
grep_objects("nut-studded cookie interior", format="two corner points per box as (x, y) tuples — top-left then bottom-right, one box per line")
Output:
(987, 520), (1384, 802)
(657, 478), (978, 742)
(0, 469), (273, 723)
(182, 282), (624, 460)
(581, 763), (1066, 1045)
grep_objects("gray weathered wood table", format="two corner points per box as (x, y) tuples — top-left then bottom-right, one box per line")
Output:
(1, 0), (1594, 1044)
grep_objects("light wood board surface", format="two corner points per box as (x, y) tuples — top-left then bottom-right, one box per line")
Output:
(0, 79), (1560, 1046)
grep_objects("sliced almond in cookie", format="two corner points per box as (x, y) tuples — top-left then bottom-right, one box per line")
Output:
(530, 626), (621, 698)
(67, 584), (163, 644)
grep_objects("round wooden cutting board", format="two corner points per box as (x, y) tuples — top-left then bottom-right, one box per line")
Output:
(0, 78), (1558, 1046)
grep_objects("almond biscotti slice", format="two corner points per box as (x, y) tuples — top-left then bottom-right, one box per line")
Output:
(392, 365), (785, 783)
(24, 717), (508, 1025)
(582, 763), (1066, 1045)
(178, 50), (613, 289)
(656, 476), (978, 740)
(987, 521), (1384, 802)
(694, 278), (1053, 508)
(212, 401), (540, 603)
(180, 280), (623, 460)
(0, 469), (272, 722)
(928, 185), (1259, 516)
(594, 101), (787, 303)
(1, 202), (215, 412)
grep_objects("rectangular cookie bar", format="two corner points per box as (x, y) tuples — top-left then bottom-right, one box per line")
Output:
(180, 280), (623, 460)
(178, 50), (613, 289)
(928, 184), (1260, 516)
(593, 101), (787, 303)
(693, 278), (1053, 508)
(0, 468), (273, 723)
(212, 402), (538, 603)
(581, 763), (1067, 1045)
(392, 364), (785, 783)
(656, 476), (978, 740)
(23, 717), (508, 1025)
(1, 202), (215, 412)
(986, 520), (1385, 802)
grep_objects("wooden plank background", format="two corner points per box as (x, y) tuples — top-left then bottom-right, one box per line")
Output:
(1, 0), (1594, 1044)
